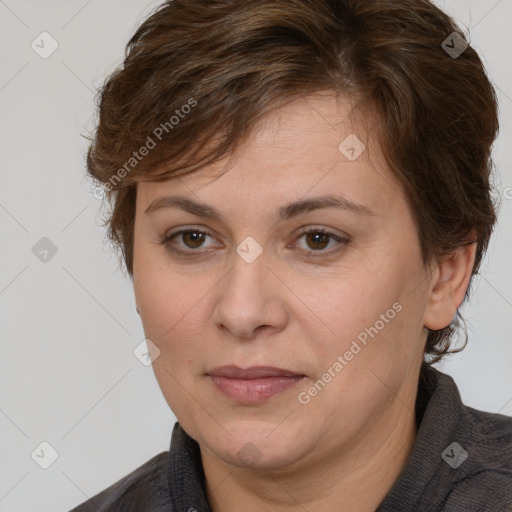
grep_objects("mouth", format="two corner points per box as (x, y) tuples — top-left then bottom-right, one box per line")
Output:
(206, 365), (305, 404)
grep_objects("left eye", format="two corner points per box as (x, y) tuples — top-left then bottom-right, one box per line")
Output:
(292, 228), (348, 255)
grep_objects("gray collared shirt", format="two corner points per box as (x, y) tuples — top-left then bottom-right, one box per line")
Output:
(70, 363), (512, 511)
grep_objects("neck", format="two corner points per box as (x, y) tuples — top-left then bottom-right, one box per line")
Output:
(201, 397), (418, 512)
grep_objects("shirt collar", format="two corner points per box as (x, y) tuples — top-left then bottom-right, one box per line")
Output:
(168, 420), (212, 511)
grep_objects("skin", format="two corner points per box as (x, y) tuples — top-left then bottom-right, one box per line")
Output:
(132, 93), (476, 511)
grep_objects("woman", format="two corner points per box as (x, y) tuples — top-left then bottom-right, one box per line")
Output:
(71, 0), (512, 510)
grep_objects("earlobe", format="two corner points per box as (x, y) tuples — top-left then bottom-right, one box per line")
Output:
(423, 242), (477, 331)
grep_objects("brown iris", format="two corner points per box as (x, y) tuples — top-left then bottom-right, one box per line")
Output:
(305, 231), (330, 251)
(182, 231), (206, 249)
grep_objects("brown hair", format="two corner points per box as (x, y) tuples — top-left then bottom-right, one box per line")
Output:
(86, 0), (499, 363)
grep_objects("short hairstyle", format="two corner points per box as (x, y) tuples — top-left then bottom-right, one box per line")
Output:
(86, 0), (499, 363)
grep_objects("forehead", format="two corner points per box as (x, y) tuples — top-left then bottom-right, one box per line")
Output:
(136, 93), (401, 217)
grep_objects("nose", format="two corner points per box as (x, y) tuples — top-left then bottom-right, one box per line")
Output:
(212, 246), (289, 341)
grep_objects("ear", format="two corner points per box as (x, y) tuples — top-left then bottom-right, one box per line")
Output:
(423, 242), (477, 331)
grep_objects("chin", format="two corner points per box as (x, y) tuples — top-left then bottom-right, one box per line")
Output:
(203, 420), (311, 470)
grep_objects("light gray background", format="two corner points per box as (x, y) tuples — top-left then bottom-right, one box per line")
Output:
(0, 1), (511, 510)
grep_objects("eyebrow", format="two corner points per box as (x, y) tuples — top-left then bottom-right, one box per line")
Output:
(144, 194), (375, 221)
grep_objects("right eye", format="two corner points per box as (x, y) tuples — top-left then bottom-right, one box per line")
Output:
(161, 228), (223, 255)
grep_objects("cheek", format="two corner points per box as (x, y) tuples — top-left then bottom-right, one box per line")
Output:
(300, 256), (423, 374)
(133, 257), (211, 419)
(302, 269), (402, 341)
(133, 249), (219, 360)
(136, 272), (197, 344)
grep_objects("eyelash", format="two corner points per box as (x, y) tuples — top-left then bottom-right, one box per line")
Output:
(160, 226), (350, 259)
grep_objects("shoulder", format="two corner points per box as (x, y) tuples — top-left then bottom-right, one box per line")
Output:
(443, 406), (512, 510)
(69, 452), (172, 512)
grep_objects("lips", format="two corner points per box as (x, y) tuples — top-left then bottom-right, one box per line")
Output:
(208, 365), (303, 379)
(207, 366), (305, 403)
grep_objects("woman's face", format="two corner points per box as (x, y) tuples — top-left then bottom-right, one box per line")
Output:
(133, 93), (433, 471)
